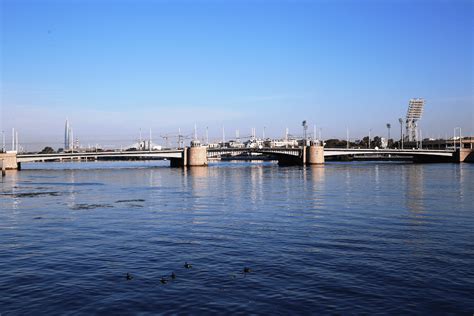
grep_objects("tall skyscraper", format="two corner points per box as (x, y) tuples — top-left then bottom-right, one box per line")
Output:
(64, 119), (71, 150)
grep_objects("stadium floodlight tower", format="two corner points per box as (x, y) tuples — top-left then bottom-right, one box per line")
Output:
(302, 120), (308, 137)
(405, 98), (425, 142)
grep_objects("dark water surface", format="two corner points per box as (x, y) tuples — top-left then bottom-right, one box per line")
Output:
(1, 161), (473, 314)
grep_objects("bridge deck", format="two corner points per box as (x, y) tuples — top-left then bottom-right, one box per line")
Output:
(17, 150), (183, 162)
(324, 148), (455, 157)
(17, 147), (456, 163)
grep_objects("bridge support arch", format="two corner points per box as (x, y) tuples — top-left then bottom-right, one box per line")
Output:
(170, 149), (187, 167)
(276, 144), (325, 166)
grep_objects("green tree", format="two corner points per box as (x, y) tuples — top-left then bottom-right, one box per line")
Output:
(39, 146), (55, 154)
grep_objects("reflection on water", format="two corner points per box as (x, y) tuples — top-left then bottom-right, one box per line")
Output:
(65, 170), (77, 210)
(308, 165), (326, 210)
(406, 164), (425, 219)
(0, 161), (473, 314)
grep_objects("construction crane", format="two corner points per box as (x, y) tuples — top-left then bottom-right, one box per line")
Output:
(160, 129), (193, 149)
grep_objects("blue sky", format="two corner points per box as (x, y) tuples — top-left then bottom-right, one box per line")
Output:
(1, 0), (473, 149)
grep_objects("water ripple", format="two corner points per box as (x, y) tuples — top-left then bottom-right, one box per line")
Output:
(0, 162), (473, 314)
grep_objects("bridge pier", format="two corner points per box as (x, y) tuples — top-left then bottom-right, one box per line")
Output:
(306, 144), (325, 165)
(187, 145), (208, 166)
(457, 148), (474, 163)
(170, 140), (208, 167)
(0, 152), (20, 171)
(411, 148), (474, 163)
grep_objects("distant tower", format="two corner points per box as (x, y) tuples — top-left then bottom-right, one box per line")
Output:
(405, 98), (424, 142)
(70, 128), (74, 150)
(64, 119), (70, 150)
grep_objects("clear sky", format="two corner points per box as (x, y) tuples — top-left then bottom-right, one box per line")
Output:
(1, 0), (473, 150)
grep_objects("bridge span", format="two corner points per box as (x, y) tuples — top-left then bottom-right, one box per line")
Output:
(16, 150), (183, 162)
(1, 144), (472, 171)
(324, 148), (454, 157)
(207, 147), (456, 157)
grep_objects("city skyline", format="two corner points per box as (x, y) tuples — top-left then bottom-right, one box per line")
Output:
(1, 0), (473, 148)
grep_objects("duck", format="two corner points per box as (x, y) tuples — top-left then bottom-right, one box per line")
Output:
(126, 273), (133, 280)
(171, 272), (176, 279)
(160, 277), (168, 284)
(184, 262), (192, 269)
(243, 267), (252, 273)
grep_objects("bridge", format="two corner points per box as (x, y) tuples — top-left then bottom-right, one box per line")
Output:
(1, 142), (472, 172)
(209, 146), (468, 164)
(16, 149), (183, 162)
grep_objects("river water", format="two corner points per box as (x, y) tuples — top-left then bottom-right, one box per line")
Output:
(1, 161), (473, 314)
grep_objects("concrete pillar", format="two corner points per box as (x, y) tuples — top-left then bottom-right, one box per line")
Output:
(301, 146), (306, 165)
(170, 141), (208, 167)
(187, 141), (208, 167)
(0, 152), (19, 170)
(458, 148), (474, 163)
(306, 145), (325, 164)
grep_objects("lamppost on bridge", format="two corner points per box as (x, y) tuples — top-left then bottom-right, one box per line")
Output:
(368, 129), (372, 149)
(454, 127), (462, 149)
(398, 118), (404, 150)
(346, 127), (349, 149)
(386, 123), (391, 148)
(301, 120), (308, 146)
(302, 121), (308, 145)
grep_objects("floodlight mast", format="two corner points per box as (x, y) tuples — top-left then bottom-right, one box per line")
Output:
(302, 120), (308, 142)
(405, 98), (425, 143)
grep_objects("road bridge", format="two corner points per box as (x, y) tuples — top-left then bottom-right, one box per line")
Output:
(208, 147), (468, 164)
(17, 149), (183, 162)
(1, 144), (472, 171)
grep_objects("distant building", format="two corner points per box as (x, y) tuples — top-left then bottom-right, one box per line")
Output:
(264, 139), (298, 148)
(64, 119), (72, 150)
(128, 140), (161, 151)
(207, 143), (220, 149)
(227, 140), (245, 148)
(244, 138), (264, 149)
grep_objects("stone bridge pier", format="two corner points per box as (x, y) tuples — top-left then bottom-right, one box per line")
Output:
(0, 152), (21, 174)
(305, 144), (325, 165)
(458, 148), (474, 163)
(170, 140), (208, 167)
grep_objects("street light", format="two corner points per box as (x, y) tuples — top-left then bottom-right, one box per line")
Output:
(454, 127), (462, 149)
(398, 118), (404, 149)
(386, 123), (391, 148)
(368, 129), (372, 149)
(302, 120), (308, 144)
(346, 127), (349, 149)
